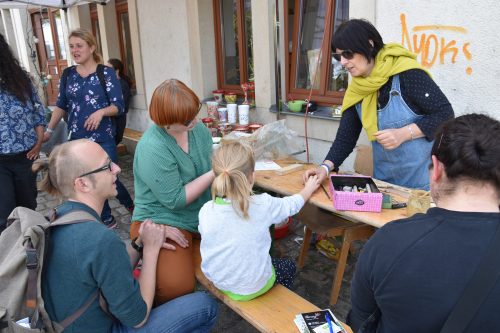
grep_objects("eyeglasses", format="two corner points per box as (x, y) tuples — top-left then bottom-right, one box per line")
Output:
(332, 50), (355, 62)
(78, 160), (113, 178)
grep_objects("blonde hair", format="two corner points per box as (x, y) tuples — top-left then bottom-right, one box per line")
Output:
(211, 141), (255, 219)
(32, 140), (93, 199)
(149, 79), (200, 126)
(69, 28), (103, 64)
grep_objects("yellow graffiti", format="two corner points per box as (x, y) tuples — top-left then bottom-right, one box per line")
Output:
(401, 13), (472, 75)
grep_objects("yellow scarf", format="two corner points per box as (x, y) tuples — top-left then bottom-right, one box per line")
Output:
(341, 43), (429, 141)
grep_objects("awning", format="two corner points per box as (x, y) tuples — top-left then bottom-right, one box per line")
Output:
(0, 0), (109, 9)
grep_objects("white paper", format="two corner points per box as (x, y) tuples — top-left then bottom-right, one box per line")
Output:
(255, 160), (282, 171)
(15, 317), (30, 328)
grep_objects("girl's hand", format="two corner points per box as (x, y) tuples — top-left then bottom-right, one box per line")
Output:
(374, 128), (407, 150)
(299, 175), (320, 201)
(84, 110), (104, 131)
(303, 167), (327, 185)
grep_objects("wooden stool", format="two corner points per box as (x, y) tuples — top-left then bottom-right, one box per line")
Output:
(296, 203), (375, 305)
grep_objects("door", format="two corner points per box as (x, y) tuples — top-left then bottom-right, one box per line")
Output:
(31, 9), (68, 106)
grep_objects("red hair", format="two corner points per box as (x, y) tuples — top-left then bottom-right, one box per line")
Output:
(149, 79), (200, 126)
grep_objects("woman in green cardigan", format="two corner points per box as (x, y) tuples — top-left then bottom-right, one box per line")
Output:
(131, 79), (215, 305)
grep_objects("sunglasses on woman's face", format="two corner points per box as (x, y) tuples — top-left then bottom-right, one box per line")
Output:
(332, 50), (355, 62)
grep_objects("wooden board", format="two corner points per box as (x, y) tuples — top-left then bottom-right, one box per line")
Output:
(193, 241), (352, 333)
(255, 159), (409, 229)
(123, 128), (143, 142)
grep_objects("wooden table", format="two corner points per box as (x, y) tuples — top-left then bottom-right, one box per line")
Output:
(255, 159), (411, 305)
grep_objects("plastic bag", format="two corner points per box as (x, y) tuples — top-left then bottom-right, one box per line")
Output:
(221, 119), (304, 160)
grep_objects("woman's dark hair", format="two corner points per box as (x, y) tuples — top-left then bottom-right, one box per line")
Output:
(0, 33), (32, 104)
(431, 114), (500, 191)
(107, 58), (132, 86)
(331, 19), (384, 63)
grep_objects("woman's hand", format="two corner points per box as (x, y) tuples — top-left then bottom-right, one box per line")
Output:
(374, 128), (408, 150)
(84, 109), (105, 131)
(303, 166), (328, 185)
(26, 143), (42, 160)
(160, 224), (189, 250)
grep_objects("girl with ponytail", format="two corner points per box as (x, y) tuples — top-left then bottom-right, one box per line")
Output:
(199, 141), (320, 301)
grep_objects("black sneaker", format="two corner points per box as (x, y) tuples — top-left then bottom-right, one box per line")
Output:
(103, 216), (117, 229)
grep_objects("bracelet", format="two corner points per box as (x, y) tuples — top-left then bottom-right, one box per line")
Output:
(131, 237), (143, 253)
(407, 125), (414, 140)
(45, 128), (54, 134)
(319, 163), (331, 175)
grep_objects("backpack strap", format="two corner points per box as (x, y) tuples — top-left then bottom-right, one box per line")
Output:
(25, 210), (97, 311)
(96, 64), (110, 106)
(58, 290), (100, 329)
(440, 221), (500, 332)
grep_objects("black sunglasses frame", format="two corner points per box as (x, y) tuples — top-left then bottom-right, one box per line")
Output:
(332, 50), (355, 62)
(79, 160), (113, 178)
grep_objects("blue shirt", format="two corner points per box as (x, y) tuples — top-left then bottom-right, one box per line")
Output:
(0, 84), (46, 154)
(57, 66), (124, 143)
(42, 201), (147, 332)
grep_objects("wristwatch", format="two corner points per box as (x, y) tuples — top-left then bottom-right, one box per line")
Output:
(131, 237), (143, 253)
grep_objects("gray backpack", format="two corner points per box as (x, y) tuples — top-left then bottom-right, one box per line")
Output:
(0, 207), (100, 332)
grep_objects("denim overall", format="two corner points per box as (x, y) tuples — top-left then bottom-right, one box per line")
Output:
(356, 75), (432, 190)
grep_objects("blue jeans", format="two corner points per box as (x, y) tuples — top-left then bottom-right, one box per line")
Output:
(99, 140), (134, 222)
(111, 291), (218, 333)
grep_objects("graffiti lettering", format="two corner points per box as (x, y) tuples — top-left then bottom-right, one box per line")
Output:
(400, 13), (472, 75)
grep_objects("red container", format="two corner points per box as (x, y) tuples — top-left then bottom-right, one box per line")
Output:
(274, 218), (291, 239)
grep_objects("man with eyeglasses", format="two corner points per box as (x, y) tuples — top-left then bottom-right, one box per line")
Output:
(38, 139), (218, 332)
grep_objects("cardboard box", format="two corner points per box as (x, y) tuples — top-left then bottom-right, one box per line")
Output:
(329, 174), (382, 212)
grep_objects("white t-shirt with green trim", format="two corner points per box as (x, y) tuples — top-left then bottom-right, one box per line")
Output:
(199, 193), (304, 295)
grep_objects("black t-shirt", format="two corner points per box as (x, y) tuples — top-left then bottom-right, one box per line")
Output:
(348, 207), (500, 332)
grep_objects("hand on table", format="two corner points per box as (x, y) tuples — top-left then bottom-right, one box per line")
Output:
(303, 166), (327, 185)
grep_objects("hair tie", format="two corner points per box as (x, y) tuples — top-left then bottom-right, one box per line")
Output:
(222, 170), (229, 175)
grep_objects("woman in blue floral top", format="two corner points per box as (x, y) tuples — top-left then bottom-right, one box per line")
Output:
(44, 28), (133, 227)
(0, 33), (46, 234)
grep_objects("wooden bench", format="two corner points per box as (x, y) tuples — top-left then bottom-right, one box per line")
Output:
(122, 128), (144, 154)
(192, 240), (352, 333)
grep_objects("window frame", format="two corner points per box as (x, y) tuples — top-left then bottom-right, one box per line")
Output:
(212, 0), (252, 94)
(115, 0), (136, 87)
(286, 0), (346, 106)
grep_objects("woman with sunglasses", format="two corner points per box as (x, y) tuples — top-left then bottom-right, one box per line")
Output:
(304, 19), (454, 190)
(131, 79), (214, 305)
(43, 28), (134, 227)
